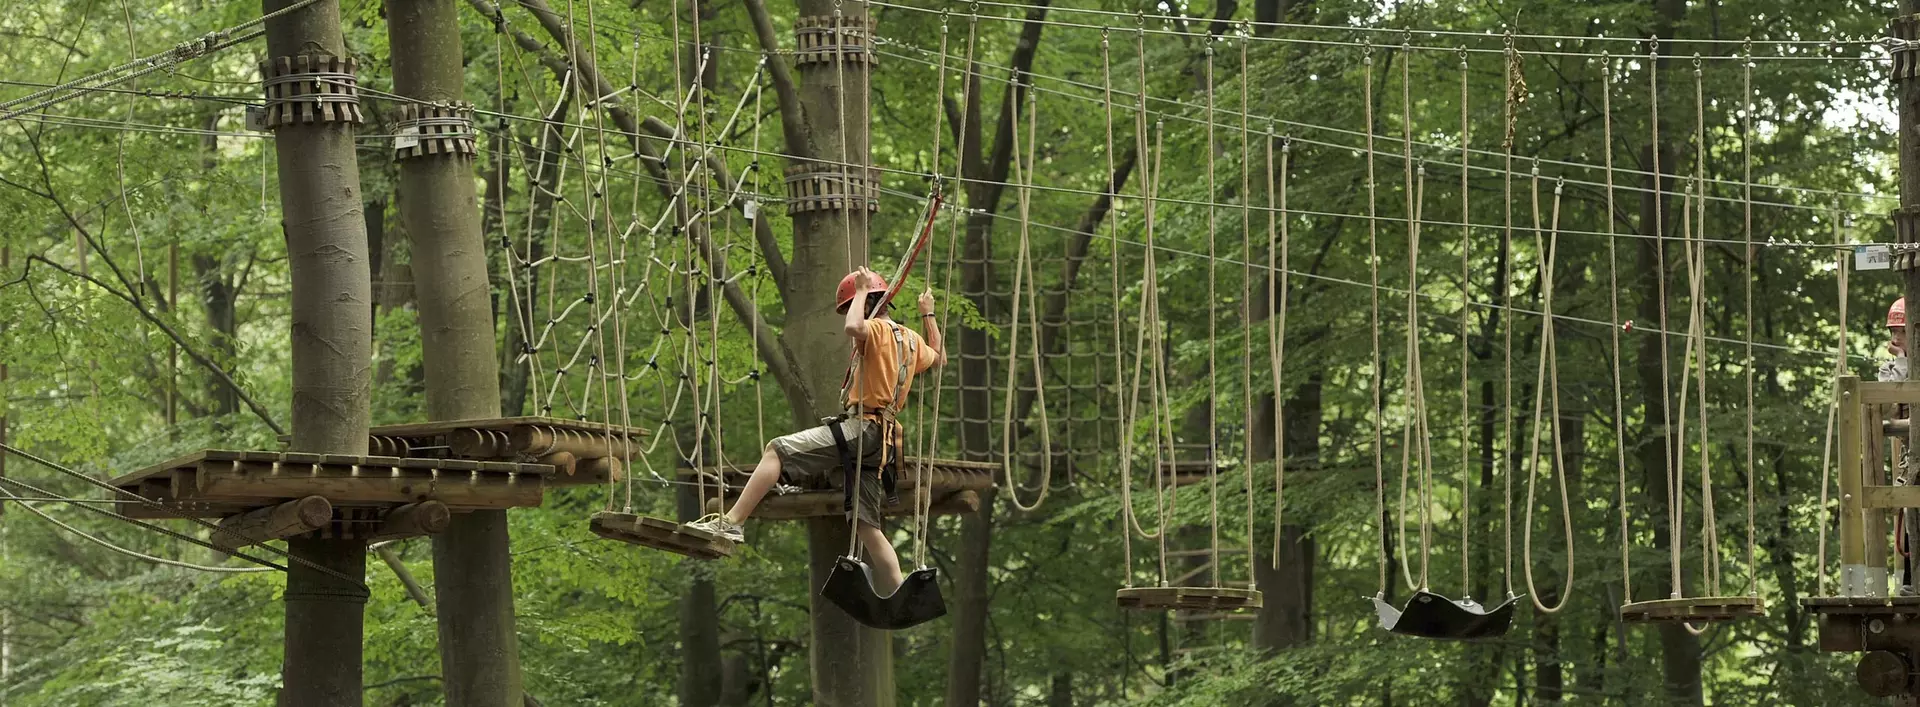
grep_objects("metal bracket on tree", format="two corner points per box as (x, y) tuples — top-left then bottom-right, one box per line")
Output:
(793, 15), (878, 66)
(392, 102), (477, 160)
(1896, 207), (1920, 271)
(259, 55), (364, 129)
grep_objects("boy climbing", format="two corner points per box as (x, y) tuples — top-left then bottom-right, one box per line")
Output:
(687, 267), (946, 594)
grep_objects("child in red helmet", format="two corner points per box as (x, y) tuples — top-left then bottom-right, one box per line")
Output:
(686, 267), (946, 593)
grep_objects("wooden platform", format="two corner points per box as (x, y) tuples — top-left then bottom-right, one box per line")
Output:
(281, 416), (647, 487)
(1806, 596), (1920, 616)
(686, 457), (999, 521)
(1807, 597), (1920, 652)
(110, 450), (551, 541)
(1618, 596), (1766, 624)
(1116, 586), (1264, 612)
(588, 511), (734, 560)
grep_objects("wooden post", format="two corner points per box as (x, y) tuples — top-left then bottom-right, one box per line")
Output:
(1842, 376), (1869, 593)
(1899, 3), (1920, 701)
(260, 0), (375, 703)
(385, 0), (519, 704)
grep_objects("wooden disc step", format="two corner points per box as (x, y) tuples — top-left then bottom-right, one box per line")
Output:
(1618, 596), (1765, 624)
(588, 511), (735, 560)
(1115, 586), (1264, 612)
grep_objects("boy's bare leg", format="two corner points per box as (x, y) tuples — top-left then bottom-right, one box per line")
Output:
(857, 521), (904, 595)
(722, 446), (784, 524)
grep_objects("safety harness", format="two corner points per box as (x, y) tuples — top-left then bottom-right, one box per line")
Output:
(827, 320), (918, 515)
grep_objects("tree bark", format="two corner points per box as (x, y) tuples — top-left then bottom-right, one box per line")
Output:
(1641, 0), (1701, 702)
(677, 421), (725, 706)
(783, 0), (890, 703)
(264, 0), (374, 702)
(387, 1), (519, 704)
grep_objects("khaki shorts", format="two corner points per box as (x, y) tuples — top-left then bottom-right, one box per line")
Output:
(770, 418), (890, 528)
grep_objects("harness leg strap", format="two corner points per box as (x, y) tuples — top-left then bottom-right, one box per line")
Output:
(824, 416), (858, 513)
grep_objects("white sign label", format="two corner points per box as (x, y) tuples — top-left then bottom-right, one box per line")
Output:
(743, 200), (759, 221)
(394, 126), (420, 150)
(1857, 244), (1893, 271)
(243, 106), (269, 132)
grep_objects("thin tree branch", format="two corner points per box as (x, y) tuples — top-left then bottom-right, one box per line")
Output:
(11, 255), (286, 436)
(640, 116), (811, 412)
(741, 0), (810, 161)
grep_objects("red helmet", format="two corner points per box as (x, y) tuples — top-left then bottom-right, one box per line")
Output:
(1894, 297), (1908, 329)
(836, 270), (890, 313)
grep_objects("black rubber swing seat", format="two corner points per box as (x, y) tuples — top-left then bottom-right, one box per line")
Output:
(1618, 596), (1765, 624)
(820, 556), (947, 630)
(1372, 591), (1518, 640)
(1115, 586), (1264, 612)
(587, 511), (736, 560)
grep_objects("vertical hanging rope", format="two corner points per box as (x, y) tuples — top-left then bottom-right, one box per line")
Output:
(1148, 121), (1173, 585)
(1647, 38), (1684, 604)
(1457, 45), (1474, 600)
(1270, 131), (1291, 570)
(1239, 29), (1257, 588)
(1603, 53), (1633, 606)
(1689, 54), (1721, 598)
(1521, 165), (1575, 614)
(1101, 29), (1140, 585)
(1204, 43), (1222, 588)
(1403, 39), (1433, 593)
(1742, 43), (1759, 598)
(1499, 38), (1520, 602)
(1364, 39), (1388, 602)
(907, 12), (951, 570)
(1002, 87), (1053, 513)
(927, 10), (977, 537)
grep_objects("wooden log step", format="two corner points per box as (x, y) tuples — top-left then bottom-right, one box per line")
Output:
(1115, 586), (1264, 612)
(1618, 596), (1765, 624)
(588, 511), (734, 560)
(210, 496), (332, 553)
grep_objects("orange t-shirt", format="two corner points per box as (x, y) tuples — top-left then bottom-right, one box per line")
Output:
(847, 318), (937, 413)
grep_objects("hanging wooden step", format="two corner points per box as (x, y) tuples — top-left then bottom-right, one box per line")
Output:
(1115, 586), (1263, 612)
(279, 416), (647, 487)
(685, 457), (998, 521)
(588, 511), (734, 560)
(1618, 596), (1765, 624)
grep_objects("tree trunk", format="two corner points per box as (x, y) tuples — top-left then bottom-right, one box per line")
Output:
(1641, 0), (1700, 701)
(387, 2), (519, 704)
(264, 0), (373, 704)
(1046, 674), (1071, 707)
(194, 118), (240, 421)
(678, 420), (725, 706)
(782, 0), (890, 703)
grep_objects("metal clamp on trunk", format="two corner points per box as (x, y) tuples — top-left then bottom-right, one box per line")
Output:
(259, 55), (364, 129)
(785, 161), (881, 215)
(392, 102), (476, 160)
(793, 15), (878, 67)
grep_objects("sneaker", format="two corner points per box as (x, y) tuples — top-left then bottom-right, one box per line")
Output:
(683, 513), (745, 543)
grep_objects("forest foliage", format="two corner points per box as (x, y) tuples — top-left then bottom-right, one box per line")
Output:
(0, 0), (1909, 705)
